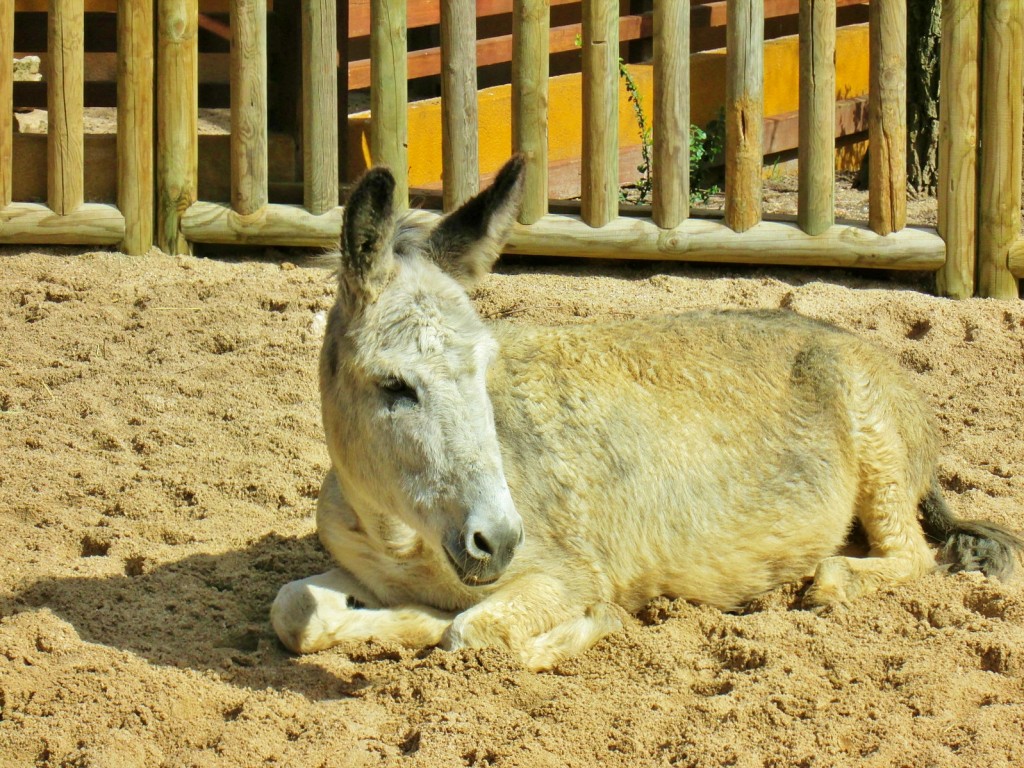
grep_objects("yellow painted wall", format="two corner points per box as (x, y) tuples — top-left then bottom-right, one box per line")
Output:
(347, 24), (871, 186)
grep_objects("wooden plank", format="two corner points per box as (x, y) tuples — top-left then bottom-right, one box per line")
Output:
(692, 0), (867, 27)
(347, 0), (578, 38)
(652, 1), (689, 228)
(868, 0), (906, 235)
(15, 0), (270, 11)
(230, 0), (268, 215)
(512, 0), (549, 224)
(117, 0), (154, 254)
(724, 0), (763, 233)
(0, 202), (124, 244)
(0, 0), (12, 207)
(797, 0), (835, 236)
(440, 0), (478, 211)
(156, 0), (198, 254)
(505, 214), (945, 270)
(181, 200), (343, 245)
(580, 0), (618, 227)
(302, 0), (339, 214)
(346, 13), (653, 91)
(370, 0), (408, 208)
(935, 0), (979, 298)
(47, 0), (84, 215)
(977, 0), (1023, 298)
(24, 52), (230, 85)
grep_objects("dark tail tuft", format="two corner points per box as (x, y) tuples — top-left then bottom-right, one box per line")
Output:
(920, 478), (1024, 581)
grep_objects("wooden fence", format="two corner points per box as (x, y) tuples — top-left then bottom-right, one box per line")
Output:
(1, 1), (1022, 298)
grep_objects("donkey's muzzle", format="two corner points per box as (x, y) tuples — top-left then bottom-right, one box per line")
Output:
(444, 512), (524, 586)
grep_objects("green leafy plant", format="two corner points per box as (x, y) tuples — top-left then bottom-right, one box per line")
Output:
(689, 110), (725, 204)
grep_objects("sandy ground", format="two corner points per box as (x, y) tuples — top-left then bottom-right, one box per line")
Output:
(1, 235), (1024, 768)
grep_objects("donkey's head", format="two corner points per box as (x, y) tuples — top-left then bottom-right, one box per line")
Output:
(321, 156), (526, 586)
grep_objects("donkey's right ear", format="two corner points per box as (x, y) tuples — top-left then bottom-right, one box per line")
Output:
(339, 167), (397, 305)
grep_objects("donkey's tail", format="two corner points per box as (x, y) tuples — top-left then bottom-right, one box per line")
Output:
(920, 478), (1024, 581)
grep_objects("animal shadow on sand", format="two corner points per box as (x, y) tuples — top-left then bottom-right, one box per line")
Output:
(5, 533), (381, 700)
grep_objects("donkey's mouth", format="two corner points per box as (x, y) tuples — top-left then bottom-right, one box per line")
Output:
(443, 549), (502, 587)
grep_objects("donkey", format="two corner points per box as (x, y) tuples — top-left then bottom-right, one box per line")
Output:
(271, 156), (1023, 670)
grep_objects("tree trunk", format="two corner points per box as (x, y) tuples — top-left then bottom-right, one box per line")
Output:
(906, 0), (942, 195)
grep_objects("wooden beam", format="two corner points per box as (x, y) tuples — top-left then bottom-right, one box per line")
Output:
(156, 0), (198, 254)
(440, 0), (478, 211)
(0, 202), (124, 244)
(977, 0), (1023, 298)
(117, 0), (154, 254)
(935, 0), (978, 298)
(581, 0), (618, 227)
(868, 0), (906, 235)
(652, 0), (689, 229)
(724, 0), (763, 233)
(512, 0), (549, 224)
(181, 200), (342, 245)
(47, 0), (84, 215)
(797, 0), (835, 236)
(0, 0), (12, 207)
(370, 0), (408, 208)
(230, 0), (268, 215)
(302, 0), (339, 214)
(505, 214), (945, 270)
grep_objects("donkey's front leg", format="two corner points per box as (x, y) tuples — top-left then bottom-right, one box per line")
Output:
(443, 575), (622, 670)
(271, 568), (453, 654)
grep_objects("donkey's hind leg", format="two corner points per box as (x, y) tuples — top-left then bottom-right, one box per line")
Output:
(271, 568), (452, 653)
(805, 477), (934, 609)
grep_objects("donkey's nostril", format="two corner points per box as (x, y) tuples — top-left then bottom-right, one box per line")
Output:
(469, 530), (494, 560)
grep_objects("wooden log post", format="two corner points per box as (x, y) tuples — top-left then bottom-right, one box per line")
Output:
(977, 0), (1023, 299)
(117, 0), (154, 254)
(797, 0), (835, 236)
(725, 0), (763, 234)
(652, 0), (689, 229)
(231, 0), (268, 215)
(440, 0), (478, 211)
(581, 0), (618, 228)
(157, 0), (198, 254)
(48, 0), (84, 216)
(512, 0), (549, 224)
(0, 0), (12, 208)
(370, 0), (408, 210)
(936, 0), (979, 298)
(302, 0), (339, 215)
(868, 0), (907, 235)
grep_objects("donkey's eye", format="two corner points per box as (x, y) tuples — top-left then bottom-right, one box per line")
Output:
(380, 377), (419, 405)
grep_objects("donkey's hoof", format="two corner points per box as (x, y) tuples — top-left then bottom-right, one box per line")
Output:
(804, 556), (858, 610)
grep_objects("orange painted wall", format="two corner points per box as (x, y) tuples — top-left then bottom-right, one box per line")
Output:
(347, 24), (871, 186)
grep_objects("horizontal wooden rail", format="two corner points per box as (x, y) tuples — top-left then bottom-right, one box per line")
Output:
(180, 200), (946, 274)
(181, 200), (343, 245)
(506, 215), (946, 270)
(0, 202), (124, 243)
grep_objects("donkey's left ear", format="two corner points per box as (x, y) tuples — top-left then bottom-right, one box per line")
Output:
(428, 155), (526, 289)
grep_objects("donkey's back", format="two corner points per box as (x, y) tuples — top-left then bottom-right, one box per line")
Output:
(489, 309), (939, 612)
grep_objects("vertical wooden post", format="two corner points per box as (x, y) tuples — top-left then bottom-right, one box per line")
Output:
(725, 0), (763, 234)
(868, 0), (907, 235)
(0, 0), (13, 207)
(302, 0), (339, 214)
(581, 0), (618, 228)
(652, 0), (689, 229)
(978, 0), (1023, 299)
(370, 0), (408, 209)
(118, 0), (154, 254)
(936, 0), (979, 298)
(157, 0), (198, 254)
(797, 0), (835, 236)
(337, 0), (349, 182)
(512, 0), (549, 224)
(48, 0), (85, 216)
(231, 0), (268, 215)
(440, 0), (478, 211)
